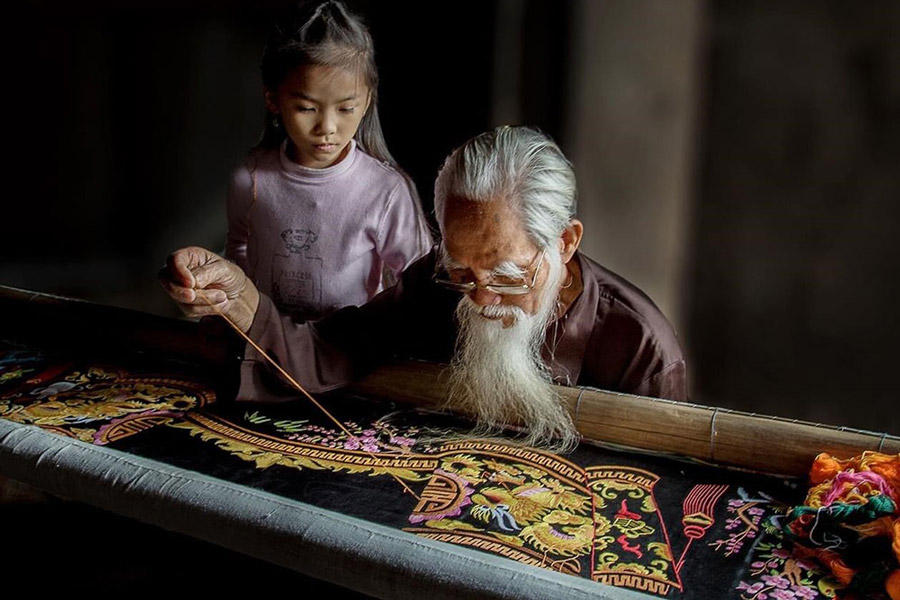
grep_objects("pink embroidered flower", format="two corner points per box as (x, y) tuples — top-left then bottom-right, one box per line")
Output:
(790, 585), (817, 599)
(761, 575), (790, 589)
(770, 589), (796, 600)
(390, 436), (416, 446)
(738, 581), (766, 594)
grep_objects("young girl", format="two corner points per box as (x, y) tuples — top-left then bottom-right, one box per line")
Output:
(225, 0), (432, 320)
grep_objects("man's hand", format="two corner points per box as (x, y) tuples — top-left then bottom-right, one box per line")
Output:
(158, 246), (260, 332)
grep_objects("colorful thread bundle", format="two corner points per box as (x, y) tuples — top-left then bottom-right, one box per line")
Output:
(782, 451), (900, 600)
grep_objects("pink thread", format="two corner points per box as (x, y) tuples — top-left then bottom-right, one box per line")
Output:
(821, 471), (893, 506)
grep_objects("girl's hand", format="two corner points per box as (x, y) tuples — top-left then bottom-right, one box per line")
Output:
(158, 246), (259, 332)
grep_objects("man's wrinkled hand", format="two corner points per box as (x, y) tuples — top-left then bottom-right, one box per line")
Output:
(158, 246), (259, 332)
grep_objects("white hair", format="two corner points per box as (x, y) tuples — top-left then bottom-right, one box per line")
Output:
(433, 126), (577, 249)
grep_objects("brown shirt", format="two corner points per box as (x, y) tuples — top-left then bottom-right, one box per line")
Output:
(238, 250), (687, 402)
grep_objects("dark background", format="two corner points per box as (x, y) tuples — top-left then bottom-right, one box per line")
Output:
(2, 0), (898, 434)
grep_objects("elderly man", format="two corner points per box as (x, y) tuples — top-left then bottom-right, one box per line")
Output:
(163, 126), (686, 451)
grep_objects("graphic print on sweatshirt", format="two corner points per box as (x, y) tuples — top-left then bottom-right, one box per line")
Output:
(271, 228), (323, 315)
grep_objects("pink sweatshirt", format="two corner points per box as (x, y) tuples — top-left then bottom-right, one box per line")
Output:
(225, 140), (432, 320)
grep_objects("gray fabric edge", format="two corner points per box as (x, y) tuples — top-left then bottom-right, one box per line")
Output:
(0, 419), (657, 600)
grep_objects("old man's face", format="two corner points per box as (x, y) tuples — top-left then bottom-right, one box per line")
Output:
(439, 196), (577, 451)
(441, 197), (558, 326)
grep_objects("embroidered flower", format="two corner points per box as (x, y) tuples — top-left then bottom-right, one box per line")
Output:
(738, 581), (766, 594)
(761, 575), (790, 589)
(789, 585), (817, 599)
(390, 436), (416, 446)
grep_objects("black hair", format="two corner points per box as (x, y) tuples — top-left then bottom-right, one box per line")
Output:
(256, 0), (394, 164)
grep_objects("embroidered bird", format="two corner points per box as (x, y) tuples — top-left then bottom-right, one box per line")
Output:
(470, 485), (553, 531)
(470, 501), (521, 532)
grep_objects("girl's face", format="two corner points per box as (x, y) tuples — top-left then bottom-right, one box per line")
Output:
(266, 64), (371, 169)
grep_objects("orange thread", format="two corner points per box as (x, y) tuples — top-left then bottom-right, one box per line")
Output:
(886, 568), (900, 600)
(198, 290), (421, 501)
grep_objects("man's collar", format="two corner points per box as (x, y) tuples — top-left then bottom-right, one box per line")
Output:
(542, 251), (597, 387)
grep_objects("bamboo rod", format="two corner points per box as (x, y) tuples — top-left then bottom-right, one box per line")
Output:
(351, 361), (900, 477)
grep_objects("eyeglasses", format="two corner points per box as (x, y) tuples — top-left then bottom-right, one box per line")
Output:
(432, 247), (546, 296)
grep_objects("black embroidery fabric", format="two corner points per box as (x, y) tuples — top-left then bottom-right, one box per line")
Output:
(0, 341), (843, 599)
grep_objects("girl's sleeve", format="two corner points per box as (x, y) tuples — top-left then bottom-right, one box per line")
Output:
(224, 163), (253, 274)
(234, 252), (446, 402)
(375, 178), (434, 276)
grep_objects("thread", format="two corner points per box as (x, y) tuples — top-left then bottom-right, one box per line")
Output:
(198, 290), (420, 500)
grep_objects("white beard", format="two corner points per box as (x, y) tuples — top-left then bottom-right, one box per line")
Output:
(445, 250), (578, 452)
